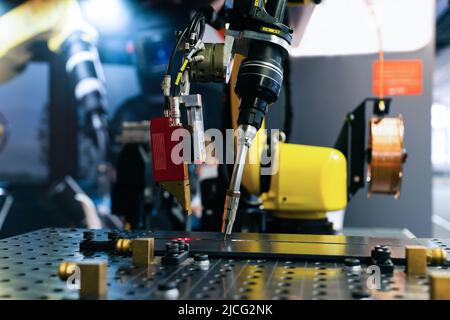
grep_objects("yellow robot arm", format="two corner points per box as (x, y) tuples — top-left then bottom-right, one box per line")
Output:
(229, 55), (347, 218)
(0, 0), (97, 83)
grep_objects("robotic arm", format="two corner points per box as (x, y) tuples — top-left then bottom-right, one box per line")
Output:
(222, 0), (294, 235)
(0, 0), (108, 159)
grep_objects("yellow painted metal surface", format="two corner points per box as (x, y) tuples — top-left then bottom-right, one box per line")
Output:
(229, 55), (347, 216)
(262, 143), (347, 213)
(0, 0), (95, 83)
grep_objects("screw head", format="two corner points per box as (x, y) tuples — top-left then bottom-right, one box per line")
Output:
(344, 258), (361, 267)
(194, 254), (209, 262)
(158, 281), (178, 291)
(371, 245), (391, 261)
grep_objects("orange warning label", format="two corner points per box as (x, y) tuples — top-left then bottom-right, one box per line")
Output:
(373, 60), (423, 96)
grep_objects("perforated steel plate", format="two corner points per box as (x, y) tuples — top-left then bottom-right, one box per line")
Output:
(0, 228), (448, 300)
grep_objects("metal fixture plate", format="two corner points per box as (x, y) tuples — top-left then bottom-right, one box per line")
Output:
(0, 228), (448, 300)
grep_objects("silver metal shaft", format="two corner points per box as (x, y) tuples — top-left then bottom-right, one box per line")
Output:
(221, 124), (257, 236)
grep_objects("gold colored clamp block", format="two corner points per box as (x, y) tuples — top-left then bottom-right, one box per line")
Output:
(58, 261), (108, 299)
(78, 261), (108, 299)
(115, 238), (155, 266)
(132, 238), (155, 266)
(430, 272), (450, 300)
(405, 246), (448, 275)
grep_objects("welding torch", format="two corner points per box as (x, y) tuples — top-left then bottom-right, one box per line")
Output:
(221, 0), (292, 236)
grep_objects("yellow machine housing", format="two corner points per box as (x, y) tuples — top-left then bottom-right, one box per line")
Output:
(230, 55), (347, 219)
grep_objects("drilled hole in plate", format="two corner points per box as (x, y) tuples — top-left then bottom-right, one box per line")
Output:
(247, 275), (260, 279)
(394, 294), (404, 299)
(196, 293), (210, 299)
(0, 279), (10, 283)
(239, 287), (252, 293)
(209, 279), (221, 285)
(53, 288), (63, 293)
(0, 294), (11, 299)
(314, 278), (327, 282)
(126, 291), (135, 296)
(16, 273), (26, 277)
(314, 291), (327, 296)
(283, 271), (294, 275)
(35, 280), (43, 284)
(284, 265), (295, 269)
(223, 263), (235, 268)
(278, 282), (291, 287)
(244, 281), (257, 286)
(17, 287), (28, 291)
(204, 286), (216, 292)
(275, 288), (290, 295)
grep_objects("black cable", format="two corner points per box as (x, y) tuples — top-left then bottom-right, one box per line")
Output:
(165, 27), (188, 76)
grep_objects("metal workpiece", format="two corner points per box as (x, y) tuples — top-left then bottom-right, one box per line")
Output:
(0, 229), (448, 300)
(221, 125), (258, 235)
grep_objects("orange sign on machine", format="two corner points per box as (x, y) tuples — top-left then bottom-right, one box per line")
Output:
(372, 59), (423, 96)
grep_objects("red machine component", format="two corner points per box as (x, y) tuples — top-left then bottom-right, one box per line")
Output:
(150, 117), (192, 214)
(150, 117), (187, 182)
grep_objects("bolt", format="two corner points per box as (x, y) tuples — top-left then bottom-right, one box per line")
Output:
(157, 281), (180, 300)
(194, 254), (210, 268)
(351, 290), (371, 299)
(194, 254), (209, 262)
(158, 281), (177, 291)
(344, 258), (360, 267)
(371, 245), (391, 261)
